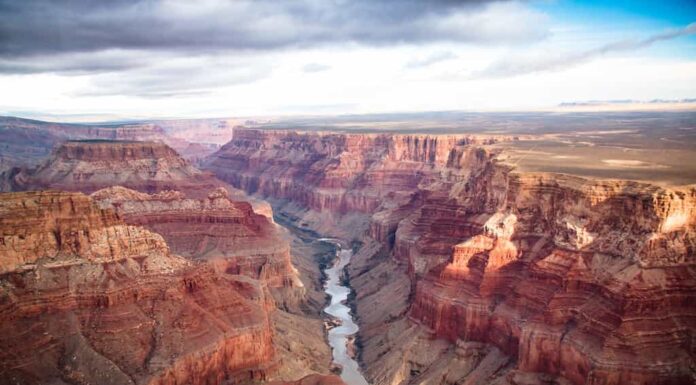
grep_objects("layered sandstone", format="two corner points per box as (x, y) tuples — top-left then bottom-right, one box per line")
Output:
(90, 186), (302, 290)
(0, 191), (279, 385)
(268, 374), (345, 385)
(11, 140), (228, 198)
(204, 129), (497, 215)
(408, 173), (696, 385)
(205, 129), (696, 385)
(0, 116), (219, 173)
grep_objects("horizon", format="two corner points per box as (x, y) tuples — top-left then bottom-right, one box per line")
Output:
(4, 98), (696, 125)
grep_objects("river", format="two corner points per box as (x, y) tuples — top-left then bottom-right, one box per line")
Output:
(318, 238), (370, 385)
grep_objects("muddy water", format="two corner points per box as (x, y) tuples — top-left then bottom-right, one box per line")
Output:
(319, 239), (369, 385)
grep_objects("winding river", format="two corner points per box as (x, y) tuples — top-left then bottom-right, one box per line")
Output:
(318, 239), (369, 385)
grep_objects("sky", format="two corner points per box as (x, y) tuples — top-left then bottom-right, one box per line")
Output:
(0, 0), (694, 121)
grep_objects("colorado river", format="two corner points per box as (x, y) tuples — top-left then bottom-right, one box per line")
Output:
(318, 239), (369, 385)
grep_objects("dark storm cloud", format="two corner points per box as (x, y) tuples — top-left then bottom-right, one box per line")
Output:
(0, 1), (538, 60)
(0, 50), (151, 74)
(0, 0), (548, 97)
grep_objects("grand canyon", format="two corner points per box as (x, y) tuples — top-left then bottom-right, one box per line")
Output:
(1, 110), (694, 385)
(1, 1), (695, 384)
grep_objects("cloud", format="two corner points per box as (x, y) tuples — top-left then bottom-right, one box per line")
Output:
(0, 50), (153, 74)
(406, 51), (458, 68)
(303, 63), (331, 73)
(0, 1), (546, 68)
(559, 98), (696, 107)
(476, 22), (696, 78)
(73, 56), (272, 98)
(0, 0), (550, 104)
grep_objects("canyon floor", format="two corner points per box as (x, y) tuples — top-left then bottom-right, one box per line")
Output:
(0, 111), (695, 385)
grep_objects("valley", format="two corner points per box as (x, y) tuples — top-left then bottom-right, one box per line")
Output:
(203, 127), (696, 385)
(0, 113), (695, 385)
(3, 1), (695, 384)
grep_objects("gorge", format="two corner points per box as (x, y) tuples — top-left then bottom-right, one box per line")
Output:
(203, 128), (696, 385)
(0, 121), (694, 385)
(319, 239), (369, 385)
(3, 2), (695, 385)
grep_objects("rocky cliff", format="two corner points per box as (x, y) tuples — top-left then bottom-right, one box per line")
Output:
(90, 186), (302, 291)
(205, 129), (696, 385)
(9, 140), (226, 198)
(204, 129), (497, 215)
(268, 374), (346, 385)
(0, 116), (218, 172)
(0, 191), (277, 385)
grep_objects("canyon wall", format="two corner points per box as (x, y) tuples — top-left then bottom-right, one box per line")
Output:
(90, 186), (303, 296)
(204, 129), (495, 216)
(0, 116), (219, 173)
(10, 140), (223, 197)
(0, 139), (337, 384)
(205, 129), (696, 385)
(0, 191), (277, 385)
(7, 140), (273, 216)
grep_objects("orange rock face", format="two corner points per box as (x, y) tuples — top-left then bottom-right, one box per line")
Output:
(205, 129), (696, 385)
(0, 191), (277, 385)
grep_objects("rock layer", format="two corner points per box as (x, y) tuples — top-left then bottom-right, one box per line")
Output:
(205, 128), (696, 385)
(268, 374), (346, 385)
(91, 186), (302, 290)
(11, 140), (228, 199)
(204, 129), (498, 215)
(0, 191), (277, 385)
(0, 116), (219, 173)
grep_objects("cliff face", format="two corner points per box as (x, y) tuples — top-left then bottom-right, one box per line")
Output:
(90, 186), (302, 290)
(268, 374), (346, 385)
(0, 191), (277, 385)
(11, 141), (229, 199)
(0, 190), (164, 274)
(205, 129), (696, 385)
(204, 129), (494, 215)
(408, 173), (696, 385)
(0, 116), (218, 174)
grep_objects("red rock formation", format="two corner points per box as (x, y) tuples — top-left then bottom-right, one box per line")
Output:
(0, 116), (218, 173)
(0, 191), (278, 385)
(205, 128), (696, 385)
(410, 174), (696, 385)
(204, 129), (497, 215)
(90, 186), (301, 290)
(11, 140), (228, 197)
(268, 374), (346, 385)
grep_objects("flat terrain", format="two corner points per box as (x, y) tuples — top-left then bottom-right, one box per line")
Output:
(257, 110), (696, 186)
(489, 128), (696, 186)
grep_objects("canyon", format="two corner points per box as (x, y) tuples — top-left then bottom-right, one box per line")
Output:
(0, 119), (694, 385)
(0, 139), (342, 385)
(204, 128), (696, 385)
(2, 2), (694, 384)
